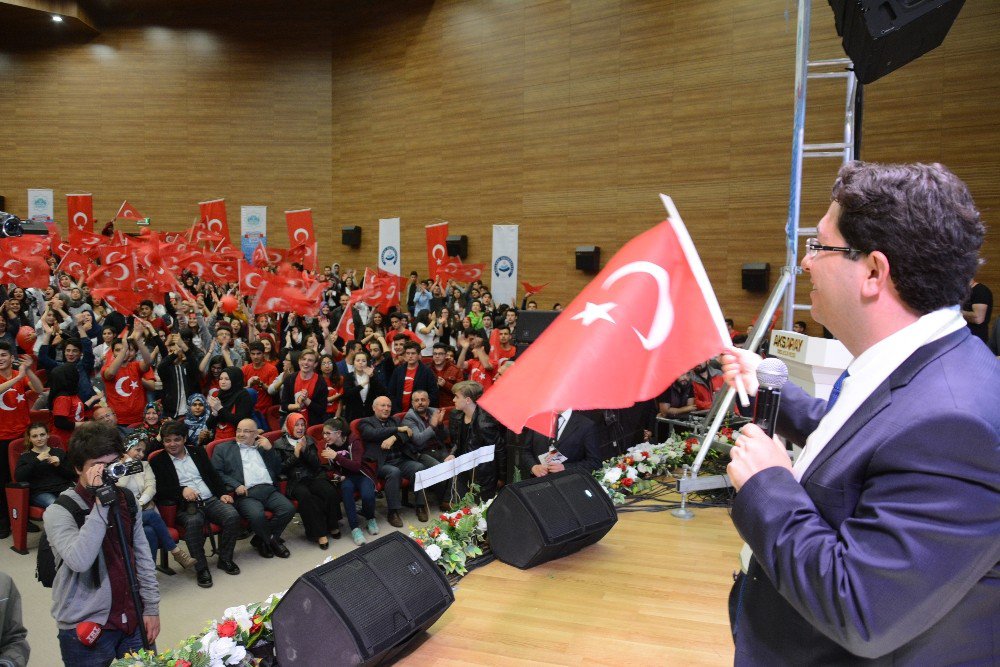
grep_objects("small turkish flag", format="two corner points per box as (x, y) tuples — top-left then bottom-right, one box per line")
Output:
(238, 260), (265, 296)
(198, 198), (230, 240)
(425, 222), (449, 280)
(479, 195), (730, 435)
(520, 280), (548, 295)
(204, 257), (238, 284)
(335, 306), (356, 342)
(56, 248), (92, 281)
(115, 200), (146, 221)
(438, 257), (483, 283)
(253, 281), (321, 317)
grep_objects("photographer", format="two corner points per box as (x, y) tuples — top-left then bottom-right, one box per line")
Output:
(43, 422), (160, 667)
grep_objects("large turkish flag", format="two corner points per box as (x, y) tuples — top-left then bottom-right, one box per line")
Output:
(479, 195), (729, 436)
(425, 222), (448, 280)
(67, 193), (94, 239)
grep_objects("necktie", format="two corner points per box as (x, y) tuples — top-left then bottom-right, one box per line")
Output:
(824, 369), (850, 415)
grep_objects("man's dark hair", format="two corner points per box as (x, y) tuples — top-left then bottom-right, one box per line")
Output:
(402, 341), (420, 355)
(794, 320), (807, 329)
(496, 324), (510, 333)
(215, 322), (233, 334)
(392, 332), (410, 343)
(0, 341), (12, 354)
(139, 299), (154, 310)
(725, 318), (734, 328)
(248, 341), (265, 353)
(160, 420), (188, 441)
(432, 342), (449, 353)
(68, 422), (125, 471)
(832, 161), (984, 314)
(62, 337), (82, 352)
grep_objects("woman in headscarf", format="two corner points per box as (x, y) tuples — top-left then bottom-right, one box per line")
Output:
(184, 393), (211, 446)
(271, 413), (342, 548)
(206, 367), (254, 442)
(132, 402), (164, 451)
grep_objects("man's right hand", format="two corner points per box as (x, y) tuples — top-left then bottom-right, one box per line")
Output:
(235, 485), (248, 496)
(531, 464), (548, 478)
(381, 436), (396, 450)
(721, 346), (762, 397)
(182, 487), (199, 502)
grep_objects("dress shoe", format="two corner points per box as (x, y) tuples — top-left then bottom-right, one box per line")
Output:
(318, 539), (329, 550)
(270, 537), (290, 558)
(197, 569), (213, 588)
(250, 535), (274, 558)
(416, 506), (429, 522)
(387, 511), (403, 528)
(218, 559), (241, 575)
(329, 527), (342, 539)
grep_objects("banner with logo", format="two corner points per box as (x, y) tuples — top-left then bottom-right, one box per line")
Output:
(27, 189), (54, 222)
(425, 221), (448, 280)
(378, 217), (401, 275)
(491, 224), (518, 306)
(240, 206), (267, 263)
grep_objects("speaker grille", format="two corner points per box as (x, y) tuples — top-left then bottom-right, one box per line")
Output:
(552, 474), (614, 527)
(521, 483), (580, 540)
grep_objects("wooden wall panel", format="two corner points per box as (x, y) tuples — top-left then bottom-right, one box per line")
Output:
(2, 0), (998, 333)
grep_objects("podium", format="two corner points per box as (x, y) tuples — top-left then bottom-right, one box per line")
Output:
(767, 330), (852, 400)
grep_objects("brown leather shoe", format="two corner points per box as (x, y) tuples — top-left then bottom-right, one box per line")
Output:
(387, 511), (403, 528)
(416, 506), (429, 522)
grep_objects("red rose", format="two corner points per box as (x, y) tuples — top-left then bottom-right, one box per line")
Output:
(439, 514), (449, 521)
(684, 443), (692, 455)
(217, 620), (238, 638)
(462, 507), (472, 516)
(175, 661), (192, 667)
(430, 527), (441, 538)
(622, 477), (634, 487)
(618, 463), (627, 471)
(415, 538), (424, 546)
(642, 451), (650, 458)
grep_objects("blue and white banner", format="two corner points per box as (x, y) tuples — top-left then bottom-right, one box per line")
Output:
(27, 188), (54, 222)
(240, 206), (267, 263)
(491, 224), (519, 306)
(378, 217), (401, 275)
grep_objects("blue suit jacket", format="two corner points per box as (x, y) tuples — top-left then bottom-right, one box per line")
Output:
(730, 328), (1000, 665)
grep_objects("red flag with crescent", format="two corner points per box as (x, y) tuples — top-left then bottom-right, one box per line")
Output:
(194, 199), (230, 245)
(252, 281), (321, 317)
(67, 193), (94, 240)
(56, 247), (92, 281)
(520, 280), (549, 295)
(335, 306), (356, 342)
(238, 260), (265, 296)
(115, 200), (146, 221)
(285, 209), (317, 271)
(425, 222), (449, 280)
(438, 257), (483, 283)
(87, 258), (144, 314)
(478, 196), (730, 435)
(0, 251), (48, 289)
(204, 256), (238, 284)
(44, 221), (72, 257)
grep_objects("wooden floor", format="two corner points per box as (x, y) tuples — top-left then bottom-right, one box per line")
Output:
(401, 501), (743, 666)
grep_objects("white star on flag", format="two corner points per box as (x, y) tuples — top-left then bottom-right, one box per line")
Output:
(571, 301), (617, 326)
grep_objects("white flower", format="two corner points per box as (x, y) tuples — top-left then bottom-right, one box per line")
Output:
(437, 533), (452, 546)
(425, 544), (443, 561)
(648, 454), (661, 466)
(636, 463), (650, 475)
(223, 605), (253, 632)
(603, 467), (623, 484)
(200, 630), (219, 650)
(625, 466), (639, 479)
(209, 636), (236, 661)
(477, 517), (487, 533)
(225, 645), (247, 665)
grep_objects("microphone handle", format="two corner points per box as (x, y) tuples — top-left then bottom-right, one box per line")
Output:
(752, 385), (782, 439)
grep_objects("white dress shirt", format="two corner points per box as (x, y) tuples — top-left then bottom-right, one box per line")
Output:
(238, 443), (273, 487)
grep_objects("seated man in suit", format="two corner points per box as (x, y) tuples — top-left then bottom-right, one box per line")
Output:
(211, 418), (296, 559)
(520, 409), (602, 478)
(358, 395), (430, 526)
(150, 420), (242, 588)
(402, 389), (452, 510)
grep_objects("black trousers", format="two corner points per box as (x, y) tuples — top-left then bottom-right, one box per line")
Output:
(288, 477), (342, 541)
(175, 496), (242, 571)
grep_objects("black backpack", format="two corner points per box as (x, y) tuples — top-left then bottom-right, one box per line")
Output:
(36, 489), (138, 588)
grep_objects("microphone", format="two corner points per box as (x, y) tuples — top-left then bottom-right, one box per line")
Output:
(76, 621), (103, 646)
(753, 358), (789, 438)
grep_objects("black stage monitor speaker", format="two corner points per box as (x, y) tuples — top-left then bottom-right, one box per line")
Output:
(342, 225), (362, 248)
(514, 310), (560, 347)
(272, 532), (453, 666)
(742, 262), (770, 292)
(575, 245), (600, 272)
(446, 234), (468, 259)
(489, 470), (617, 569)
(829, 0), (965, 84)
(0, 196), (5, 211)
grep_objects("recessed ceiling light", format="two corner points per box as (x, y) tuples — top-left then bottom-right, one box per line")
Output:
(51, 15), (63, 22)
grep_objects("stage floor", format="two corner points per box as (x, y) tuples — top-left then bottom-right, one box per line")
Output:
(400, 503), (743, 666)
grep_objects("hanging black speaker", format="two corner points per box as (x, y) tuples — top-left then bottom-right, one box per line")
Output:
(272, 532), (453, 665)
(742, 263), (770, 292)
(829, 0), (965, 84)
(342, 225), (362, 248)
(446, 234), (468, 259)
(575, 246), (600, 272)
(488, 470), (617, 569)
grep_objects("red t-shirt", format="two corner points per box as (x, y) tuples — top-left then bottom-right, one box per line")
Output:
(52, 394), (87, 444)
(243, 362), (278, 413)
(325, 377), (341, 415)
(0, 373), (31, 441)
(465, 360), (493, 390)
(401, 365), (418, 412)
(104, 361), (146, 425)
(489, 344), (517, 371)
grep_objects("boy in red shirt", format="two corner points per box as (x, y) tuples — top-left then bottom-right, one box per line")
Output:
(102, 327), (153, 427)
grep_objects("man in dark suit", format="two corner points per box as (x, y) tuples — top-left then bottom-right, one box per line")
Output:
(211, 418), (295, 559)
(723, 162), (1000, 665)
(150, 420), (242, 588)
(520, 409), (602, 478)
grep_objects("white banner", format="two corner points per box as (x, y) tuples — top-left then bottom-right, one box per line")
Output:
(27, 188), (54, 222)
(491, 225), (519, 306)
(240, 206), (267, 263)
(378, 217), (401, 275)
(413, 445), (495, 492)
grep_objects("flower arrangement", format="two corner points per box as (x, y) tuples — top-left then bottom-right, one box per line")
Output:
(111, 591), (283, 667)
(409, 487), (492, 577)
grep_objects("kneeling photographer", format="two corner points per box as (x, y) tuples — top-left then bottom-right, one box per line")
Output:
(43, 421), (160, 667)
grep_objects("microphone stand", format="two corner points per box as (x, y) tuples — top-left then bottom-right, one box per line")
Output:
(99, 485), (150, 651)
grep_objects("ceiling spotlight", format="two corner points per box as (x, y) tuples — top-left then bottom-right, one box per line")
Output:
(52, 15), (63, 22)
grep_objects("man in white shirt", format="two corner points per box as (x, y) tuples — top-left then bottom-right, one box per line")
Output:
(722, 162), (1000, 665)
(210, 419), (295, 559)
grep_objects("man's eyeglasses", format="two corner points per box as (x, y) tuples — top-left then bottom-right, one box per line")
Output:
(805, 238), (861, 258)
